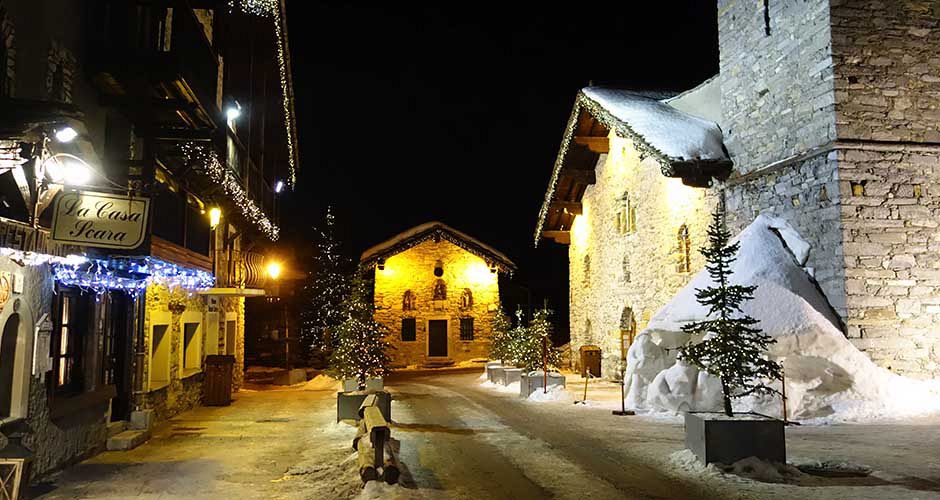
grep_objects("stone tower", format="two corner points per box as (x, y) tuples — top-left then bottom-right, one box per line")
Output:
(717, 0), (940, 378)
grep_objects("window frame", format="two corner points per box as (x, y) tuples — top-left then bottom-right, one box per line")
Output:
(51, 286), (90, 396)
(401, 317), (416, 342)
(459, 317), (474, 341)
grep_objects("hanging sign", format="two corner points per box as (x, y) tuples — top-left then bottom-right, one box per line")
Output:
(51, 191), (150, 250)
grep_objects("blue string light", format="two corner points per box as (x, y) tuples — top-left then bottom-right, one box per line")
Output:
(52, 257), (215, 295)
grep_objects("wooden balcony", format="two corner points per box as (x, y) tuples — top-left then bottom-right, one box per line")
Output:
(215, 249), (266, 289)
(86, 2), (219, 132)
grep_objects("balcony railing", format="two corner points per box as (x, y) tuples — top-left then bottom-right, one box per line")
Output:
(215, 250), (266, 289)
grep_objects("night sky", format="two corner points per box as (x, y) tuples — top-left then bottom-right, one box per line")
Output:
(281, 1), (719, 340)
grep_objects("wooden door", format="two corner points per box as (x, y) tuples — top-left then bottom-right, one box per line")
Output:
(428, 320), (448, 357)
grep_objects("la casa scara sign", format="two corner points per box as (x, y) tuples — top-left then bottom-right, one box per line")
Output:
(52, 191), (150, 250)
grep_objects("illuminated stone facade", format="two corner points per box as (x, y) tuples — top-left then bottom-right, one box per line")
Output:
(368, 231), (508, 368)
(568, 135), (719, 378)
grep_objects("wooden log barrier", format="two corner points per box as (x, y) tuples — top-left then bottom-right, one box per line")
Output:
(352, 420), (368, 450)
(357, 440), (379, 482)
(363, 406), (389, 468)
(358, 394), (378, 419)
(383, 441), (401, 485)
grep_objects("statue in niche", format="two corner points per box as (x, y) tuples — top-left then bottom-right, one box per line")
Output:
(433, 279), (447, 301)
(460, 288), (473, 309)
(402, 290), (416, 311)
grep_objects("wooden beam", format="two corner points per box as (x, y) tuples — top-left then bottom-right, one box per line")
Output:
(561, 168), (596, 185)
(542, 231), (571, 245)
(552, 200), (582, 215)
(573, 136), (609, 153)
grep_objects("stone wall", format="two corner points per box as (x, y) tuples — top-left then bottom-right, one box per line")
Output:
(372, 239), (500, 367)
(717, 0), (836, 173)
(568, 135), (717, 378)
(723, 152), (847, 318)
(141, 284), (207, 423)
(831, 0), (940, 142)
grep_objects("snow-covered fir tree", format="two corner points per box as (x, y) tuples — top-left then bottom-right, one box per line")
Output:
(517, 308), (563, 371)
(678, 207), (782, 417)
(300, 207), (351, 361)
(328, 273), (392, 389)
(488, 306), (513, 364)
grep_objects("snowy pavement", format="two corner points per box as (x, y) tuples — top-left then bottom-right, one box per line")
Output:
(28, 370), (940, 499)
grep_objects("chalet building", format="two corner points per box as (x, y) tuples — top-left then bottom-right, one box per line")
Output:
(537, 1), (940, 380)
(0, 0), (297, 483)
(361, 223), (515, 368)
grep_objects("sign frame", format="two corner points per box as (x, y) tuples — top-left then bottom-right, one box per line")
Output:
(51, 190), (150, 250)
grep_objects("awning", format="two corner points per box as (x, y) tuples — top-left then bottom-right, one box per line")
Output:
(197, 287), (266, 297)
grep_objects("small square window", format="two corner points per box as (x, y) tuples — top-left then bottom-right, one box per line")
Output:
(460, 317), (474, 341)
(401, 318), (416, 341)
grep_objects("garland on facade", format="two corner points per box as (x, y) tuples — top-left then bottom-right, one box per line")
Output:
(180, 142), (279, 240)
(52, 256), (215, 295)
(227, 0), (298, 187)
(363, 226), (515, 275)
(0, 248), (87, 267)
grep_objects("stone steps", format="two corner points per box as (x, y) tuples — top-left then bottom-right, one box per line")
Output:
(106, 429), (151, 451)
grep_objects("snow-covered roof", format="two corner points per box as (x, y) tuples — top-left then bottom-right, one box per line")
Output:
(534, 87), (732, 245)
(360, 222), (516, 273)
(581, 87), (729, 164)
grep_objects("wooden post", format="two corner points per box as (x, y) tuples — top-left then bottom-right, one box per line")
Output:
(781, 366), (789, 425)
(357, 440), (378, 482)
(383, 441), (400, 485)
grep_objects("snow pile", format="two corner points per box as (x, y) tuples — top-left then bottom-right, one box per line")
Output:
(581, 87), (729, 162)
(480, 380), (520, 394)
(626, 214), (940, 422)
(668, 450), (800, 484)
(526, 384), (572, 403)
(304, 374), (342, 392)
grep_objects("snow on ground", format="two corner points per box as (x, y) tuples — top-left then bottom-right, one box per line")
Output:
(525, 384), (572, 403)
(626, 214), (940, 423)
(304, 374), (342, 391)
(479, 380), (520, 394)
(668, 450), (801, 484)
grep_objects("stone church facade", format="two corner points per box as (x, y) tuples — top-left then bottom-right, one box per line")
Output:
(538, 1), (940, 379)
(361, 223), (516, 368)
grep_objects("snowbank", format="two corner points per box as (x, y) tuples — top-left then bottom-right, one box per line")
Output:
(480, 380), (520, 394)
(626, 215), (940, 422)
(304, 374), (342, 392)
(526, 385), (572, 403)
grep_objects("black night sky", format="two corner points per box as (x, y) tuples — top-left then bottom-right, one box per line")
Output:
(281, 2), (718, 340)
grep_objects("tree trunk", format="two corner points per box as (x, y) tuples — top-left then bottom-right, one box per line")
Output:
(721, 379), (733, 417)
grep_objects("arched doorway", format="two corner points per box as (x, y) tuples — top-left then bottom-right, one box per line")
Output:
(0, 313), (19, 418)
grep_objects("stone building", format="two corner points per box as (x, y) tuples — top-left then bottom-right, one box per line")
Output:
(537, 1), (940, 380)
(0, 0), (298, 484)
(361, 223), (515, 368)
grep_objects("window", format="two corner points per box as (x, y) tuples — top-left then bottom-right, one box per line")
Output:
(51, 288), (90, 395)
(460, 317), (474, 341)
(401, 318), (416, 342)
(583, 254), (591, 285)
(182, 322), (202, 372)
(617, 192), (636, 235)
(150, 324), (170, 388)
(677, 224), (691, 273)
(622, 254), (631, 284)
(619, 307), (636, 361)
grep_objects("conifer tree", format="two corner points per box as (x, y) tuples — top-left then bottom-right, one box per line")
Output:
(518, 308), (563, 371)
(328, 273), (392, 389)
(489, 306), (513, 364)
(678, 207), (782, 417)
(300, 207), (351, 361)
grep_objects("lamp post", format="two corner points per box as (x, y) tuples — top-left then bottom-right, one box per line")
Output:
(266, 261), (287, 369)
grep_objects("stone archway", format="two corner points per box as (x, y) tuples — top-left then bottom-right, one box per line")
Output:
(0, 313), (19, 418)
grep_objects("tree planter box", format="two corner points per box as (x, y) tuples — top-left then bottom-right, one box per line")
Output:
(337, 391), (391, 422)
(488, 366), (506, 384)
(684, 412), (785, 465)
(485, 362), (502, 382)
(519, 372), (566, 397)
(498, 368), (523, 386)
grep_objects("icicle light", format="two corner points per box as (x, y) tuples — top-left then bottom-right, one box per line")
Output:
(53, 256), (215, 295)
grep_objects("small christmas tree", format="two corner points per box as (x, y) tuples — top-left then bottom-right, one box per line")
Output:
(300, 207), (351, 363)
(678, 207), (782, 417)
(328, 273), (392, 389)
(489, 306), (513, 364)
(518, 308), (563, 372)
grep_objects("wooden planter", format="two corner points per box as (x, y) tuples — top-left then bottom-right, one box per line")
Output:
(684, 412), (786, 464)
(337, 391), (392, 422)
(498, 368), (523, 386)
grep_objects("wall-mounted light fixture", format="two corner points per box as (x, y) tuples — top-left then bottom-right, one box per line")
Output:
(208, 207), (222, 229)
(274, 180), (284, 193)
(54, 126), (78, 143)
(377, 258), (385, 270)
(226, 101), (242, 128)
(42, 153), (95, 186)
(266, 261), (283, 280)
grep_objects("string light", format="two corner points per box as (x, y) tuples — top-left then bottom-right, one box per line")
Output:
(0, 248), (88, 267)
(228, 0), (298, 188)
(362, 226), (516, 274)
(180, 142), (279, 240)
(53, 256), (214, 295)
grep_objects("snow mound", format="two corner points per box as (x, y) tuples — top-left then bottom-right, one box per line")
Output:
(581, 87), (729, 162)
(668, 450), (800, 484)
(304, 374), (342, 392)
(480, 380), (520, 394)
(526, 384), (572, 403)
(627, 214), (940, 422)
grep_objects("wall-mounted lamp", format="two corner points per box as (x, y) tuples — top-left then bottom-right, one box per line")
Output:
(274, 180), (285, 193)
(42, 153), (94, 185)
(377, 258), (385, 270)
(208, 207), (222, 229)
(54, 126), (78, 143)
(226, 103), (241, 122)
(266, 261), (283, 280)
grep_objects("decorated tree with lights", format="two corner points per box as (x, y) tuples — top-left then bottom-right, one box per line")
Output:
(677, 207), (782, 417)
(299, 207), (351, 362)
(328, 274), (392, 389)
(517, 308), (563, 371)
(488, 306), (513, 364)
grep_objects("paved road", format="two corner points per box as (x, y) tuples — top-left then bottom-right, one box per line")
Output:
(387, 370), (717, 500)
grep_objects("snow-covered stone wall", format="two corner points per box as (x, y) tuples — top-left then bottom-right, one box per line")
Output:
(372, 239), (499, 367)
(568, 134), (718, 378)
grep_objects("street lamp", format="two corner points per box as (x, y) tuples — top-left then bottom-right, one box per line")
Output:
(265, 261), (282, 280)
(208, 207), (222, 229)
(54, 126), (78, 143)
(42, 153), (95, 186)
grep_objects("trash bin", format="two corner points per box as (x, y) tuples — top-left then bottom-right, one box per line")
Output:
(579, 345), (602, 378)
(204, 355), (235, 406)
